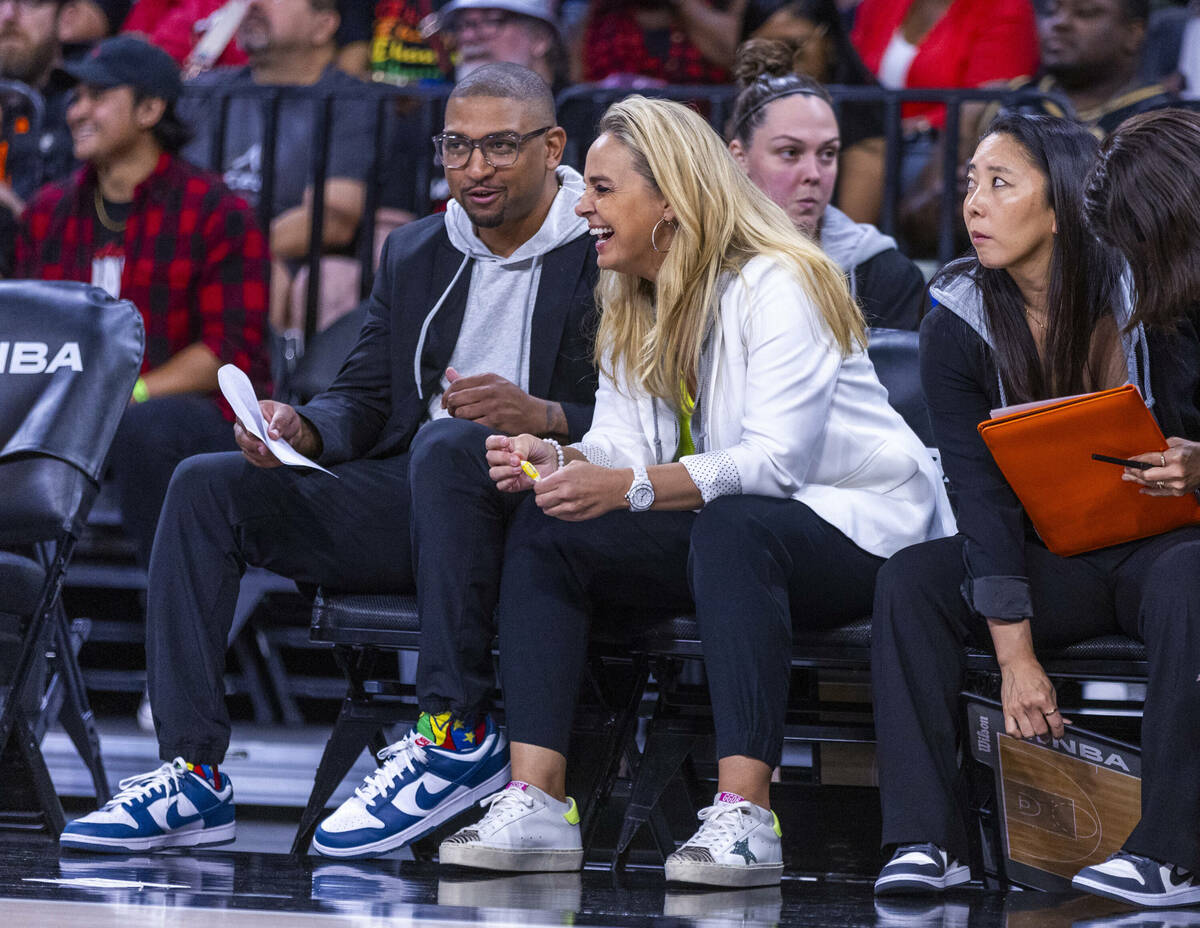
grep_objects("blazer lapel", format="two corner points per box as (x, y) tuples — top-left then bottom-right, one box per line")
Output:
(418, 239), (473, 396)
(527, 236), (589, 399)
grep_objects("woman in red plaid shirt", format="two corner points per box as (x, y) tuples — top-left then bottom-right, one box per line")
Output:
(15, 35), (271, 569)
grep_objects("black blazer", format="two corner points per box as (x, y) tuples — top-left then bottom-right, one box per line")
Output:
(298, 214), (600, 466)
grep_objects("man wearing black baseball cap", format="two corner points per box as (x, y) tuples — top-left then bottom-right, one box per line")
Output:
(62, 32), (182, 97)
(15, 34), (271, 614)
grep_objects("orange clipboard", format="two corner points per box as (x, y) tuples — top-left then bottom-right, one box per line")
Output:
(977, 384), (1200, 556)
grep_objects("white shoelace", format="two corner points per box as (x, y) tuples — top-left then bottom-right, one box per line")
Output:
(475, 786), (535, 828)
(354, 733), (428, 803)
(104, 758), (188, 809)
(685, 800), (753, 849)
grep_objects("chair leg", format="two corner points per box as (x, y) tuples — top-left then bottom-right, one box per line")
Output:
(613, 728), (699, 868)
(568, 657), (650, 856)
(290, 695), (390, 856)
(228, 630), (276, 724)
(0, 546), (74, 833)
(54, 613), (111, 803)
(254, 621), (304, 726)
(0, 711), (66, 835)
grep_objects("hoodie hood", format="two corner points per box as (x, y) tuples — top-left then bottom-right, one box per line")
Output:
(444, 164), (587, 264)
(819, 205), (899, 289)
(929, 266), (993, 348)
(929, 261), (1153, 409)
(413, 165), (588, 403)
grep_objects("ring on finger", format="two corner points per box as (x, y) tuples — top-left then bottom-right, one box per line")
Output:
(1157, 480), (1166, 489)
(1160, 453), (1167, 467)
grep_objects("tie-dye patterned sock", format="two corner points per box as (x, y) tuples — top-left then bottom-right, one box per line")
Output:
(415, 711), (487, 750)
(186, 761), (221, 790)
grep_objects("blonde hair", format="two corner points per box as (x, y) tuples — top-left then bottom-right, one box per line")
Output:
(592, 95), (865, 410)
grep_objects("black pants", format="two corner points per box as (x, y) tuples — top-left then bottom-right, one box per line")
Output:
(108, 395), (235, 568)
(872, 528), (1200, 872)
(407, 417), (527, 719)
(497, 494), (884, 766)
(147, 448), (415, 764)
(145, 417), (513, 764)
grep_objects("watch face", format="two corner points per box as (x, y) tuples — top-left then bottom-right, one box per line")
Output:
(629, 484), (655, 511)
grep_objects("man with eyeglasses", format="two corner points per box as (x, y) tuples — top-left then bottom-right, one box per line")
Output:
(0, 0), (76, 273)
(59, 62), (600, 858)
(438, 0), (565, 88)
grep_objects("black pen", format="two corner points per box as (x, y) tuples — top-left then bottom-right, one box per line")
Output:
(1091, 453), (1153, 470)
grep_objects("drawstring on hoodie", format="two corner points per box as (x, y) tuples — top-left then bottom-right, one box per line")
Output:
(414, 255), (471, 401)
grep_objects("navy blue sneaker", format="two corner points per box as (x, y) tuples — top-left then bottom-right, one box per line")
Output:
(874, 843), (971, 895)
(60, 759), (235, 853)
(1073, 851), (1200, 908)
(313, 716), (510, 858)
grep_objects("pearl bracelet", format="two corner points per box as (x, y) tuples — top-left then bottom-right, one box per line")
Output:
(544, 437), (565, 472)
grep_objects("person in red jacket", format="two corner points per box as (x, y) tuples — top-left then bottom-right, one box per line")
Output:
(851, 0), (1038, 131)
(851, 0), (1039, 255)
(15, 36), (270, 568)
(122, 0), (248, 71)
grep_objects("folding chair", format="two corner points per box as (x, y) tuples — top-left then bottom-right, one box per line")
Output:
(0, 280), (144, 833)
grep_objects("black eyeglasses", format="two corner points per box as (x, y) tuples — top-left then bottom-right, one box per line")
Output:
(432, 126), (552, 169)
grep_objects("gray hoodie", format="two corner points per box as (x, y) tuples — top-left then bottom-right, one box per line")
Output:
(928, 265), (1153, 410)
(819, 205), (902, 301)
(423, 165), (587, 418)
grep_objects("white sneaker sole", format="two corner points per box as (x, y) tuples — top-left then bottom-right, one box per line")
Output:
(874, 863), (971, 895)
(1072, 873), (1200, 908)
(60, 821), (236, 853)
(312, 764), (512, 859)
(665, 858), (784, 888)
(438, 842), (584, 872)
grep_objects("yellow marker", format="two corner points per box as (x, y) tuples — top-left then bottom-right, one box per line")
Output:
(520, 460), (541, 481)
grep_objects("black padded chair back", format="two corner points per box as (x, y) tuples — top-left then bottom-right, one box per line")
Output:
(0, 280), (142, 832)
(0, 281), (144, 542)
(866, 327), (933, 447)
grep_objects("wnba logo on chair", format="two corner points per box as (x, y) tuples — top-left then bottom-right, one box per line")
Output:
(0, 342), (84, 373)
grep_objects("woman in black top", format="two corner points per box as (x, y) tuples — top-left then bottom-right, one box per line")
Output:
(870, 112), (1200, 908)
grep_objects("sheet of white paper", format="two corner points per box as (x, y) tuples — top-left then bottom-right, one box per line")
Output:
(989, 385), (1141, 420)
(218, 364), (337, 477)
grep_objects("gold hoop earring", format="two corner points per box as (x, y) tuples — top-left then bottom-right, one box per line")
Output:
(651, 218), (677, 253)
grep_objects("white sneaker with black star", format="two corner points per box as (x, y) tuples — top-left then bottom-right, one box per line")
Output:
(1072, 851), (1200, 908)
(874, 843), (971, 895)
(664, 792), (784, 888)
(438, 781), (583, 872)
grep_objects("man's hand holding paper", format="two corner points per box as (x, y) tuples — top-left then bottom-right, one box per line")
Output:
(218, 364), (334, 476)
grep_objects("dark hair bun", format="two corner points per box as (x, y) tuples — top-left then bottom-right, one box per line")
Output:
(733, 38), (804, 89)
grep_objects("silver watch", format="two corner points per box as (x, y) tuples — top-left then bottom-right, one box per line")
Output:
(625, 465), (655, 512)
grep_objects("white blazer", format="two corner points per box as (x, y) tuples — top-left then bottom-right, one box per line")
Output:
(574, 255), (956, 558)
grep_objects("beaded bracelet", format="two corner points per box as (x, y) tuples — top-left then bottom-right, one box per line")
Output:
(543, 437), (565, 472)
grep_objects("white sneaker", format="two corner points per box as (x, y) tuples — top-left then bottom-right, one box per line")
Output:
(664, 792), (784, 887)
(874, 843), (972, 895)
(438, 781), (584, 872)
(1072, 851), (1200, 908)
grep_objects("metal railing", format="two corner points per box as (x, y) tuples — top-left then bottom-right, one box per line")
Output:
(13, 80), (1078, 395)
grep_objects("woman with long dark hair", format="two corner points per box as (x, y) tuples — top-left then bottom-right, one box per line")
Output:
(870, 112), (1200, 908)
